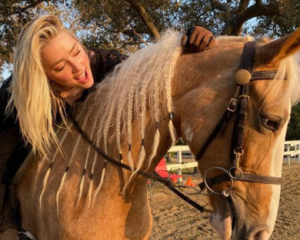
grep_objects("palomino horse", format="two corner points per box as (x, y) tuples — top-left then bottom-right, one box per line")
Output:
(6, 28), (300, 240)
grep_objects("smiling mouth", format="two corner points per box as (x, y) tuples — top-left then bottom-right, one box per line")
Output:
(75, 70), (88, 82)
(77, 71), (85, 79)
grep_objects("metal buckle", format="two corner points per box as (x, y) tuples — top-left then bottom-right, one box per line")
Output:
(229, 167), (243, 180)
(239, 95), (250, 100)
(233, 149), (244, 162)
(227, 98), (238, 112)
(233, 149), (244, 155)
(233, 149), (244, 169)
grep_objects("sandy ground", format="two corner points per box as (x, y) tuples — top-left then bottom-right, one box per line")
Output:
(0, 162), (299, 240)
(149, 161), (300, 240)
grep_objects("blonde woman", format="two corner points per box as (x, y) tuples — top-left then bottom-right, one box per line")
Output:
(0, 15), (215, 233)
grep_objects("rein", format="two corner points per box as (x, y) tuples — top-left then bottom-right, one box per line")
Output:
(69, 113), (212, 213)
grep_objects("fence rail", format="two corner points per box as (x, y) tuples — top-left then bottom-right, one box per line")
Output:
(284, 140), (300, 165)
(166, 141), (300, 182)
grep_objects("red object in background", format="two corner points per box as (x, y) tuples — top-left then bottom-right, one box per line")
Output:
(185, 177), (194, 187)
(155, 158), (182, 182)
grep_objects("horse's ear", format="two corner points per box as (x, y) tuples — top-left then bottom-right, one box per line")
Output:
(255, 27), (300, 66)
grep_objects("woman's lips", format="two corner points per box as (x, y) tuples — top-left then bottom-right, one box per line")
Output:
(75, 70), (89, 83)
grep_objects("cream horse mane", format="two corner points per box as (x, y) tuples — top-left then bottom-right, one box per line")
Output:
(73, 30), (182, 191)
(38, 30), (184, 207)
(70, 30), (300, 196)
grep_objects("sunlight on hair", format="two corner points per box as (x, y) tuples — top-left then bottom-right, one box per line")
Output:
(93, 166), (106, 206)
(73, 30), (183, 197)
(76, 145), (92, 209)
(6, 15), (78, 156)
(39, 126), (71, 210)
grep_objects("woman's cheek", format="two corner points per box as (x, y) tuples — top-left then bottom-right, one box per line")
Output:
(52, 73), (73, 86)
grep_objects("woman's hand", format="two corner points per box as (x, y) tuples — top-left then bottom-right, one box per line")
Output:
(181, 26), (216, 53)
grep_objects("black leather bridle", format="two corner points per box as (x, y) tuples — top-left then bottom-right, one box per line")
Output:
(195, 41), (283, 197)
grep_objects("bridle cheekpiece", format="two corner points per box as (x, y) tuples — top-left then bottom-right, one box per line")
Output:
(194, 41), (283, 198)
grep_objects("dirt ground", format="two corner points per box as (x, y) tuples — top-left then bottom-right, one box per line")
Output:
(149, 161), (300, 240)
(0, 162), (299, 240)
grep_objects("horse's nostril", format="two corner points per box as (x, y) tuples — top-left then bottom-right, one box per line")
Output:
(233, 225), (271, 240)
(252, 229), (270, 240)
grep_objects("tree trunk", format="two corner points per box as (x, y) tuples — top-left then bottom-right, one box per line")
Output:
(125, 0), (161, 39)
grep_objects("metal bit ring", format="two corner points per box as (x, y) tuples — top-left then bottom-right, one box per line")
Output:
(229, 167), (243, 180)
(203, 167), (233, 197)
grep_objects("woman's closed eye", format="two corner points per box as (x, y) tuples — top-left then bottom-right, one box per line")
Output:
(53, 50), (81, 72)
(54, 64), (66, 72)
(74, 50), (81, 56)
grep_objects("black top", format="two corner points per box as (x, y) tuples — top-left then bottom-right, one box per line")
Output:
(0, 48), (127, 185)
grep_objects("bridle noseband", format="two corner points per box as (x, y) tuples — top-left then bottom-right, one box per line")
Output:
(194, 41), (283, 197)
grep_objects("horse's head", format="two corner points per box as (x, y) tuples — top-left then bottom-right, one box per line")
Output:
(173, 29), (300, 240)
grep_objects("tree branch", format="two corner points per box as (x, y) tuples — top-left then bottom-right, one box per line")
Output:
(210, 0), (229, 12)
(123, 28), (148, 36)
(131, 26), (148, 46)
(237, 0), (250, 14)
(125, 0), (160, 39)
(12, 0), (46, 15)
(255, 0), (263, 7)
(222, 2), (284, 35)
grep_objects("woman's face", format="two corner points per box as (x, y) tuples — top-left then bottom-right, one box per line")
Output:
(41, 31), (94, 91)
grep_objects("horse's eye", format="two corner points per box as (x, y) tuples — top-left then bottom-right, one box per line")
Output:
(261, 117), (280, 132)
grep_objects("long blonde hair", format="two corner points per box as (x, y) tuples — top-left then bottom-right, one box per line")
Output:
(7, 15), (77, 155)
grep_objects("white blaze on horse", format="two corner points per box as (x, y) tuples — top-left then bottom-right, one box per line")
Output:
(4, 28), (300, 240)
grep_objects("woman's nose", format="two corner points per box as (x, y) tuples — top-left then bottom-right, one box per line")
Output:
(70, 60), (82, 73)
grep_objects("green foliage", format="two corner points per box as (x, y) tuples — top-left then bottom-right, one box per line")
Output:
(286, 103), (300, 140)
(1, 0), (300, 80)
(0, 1), (40, 79)
(251, 0), (300, 37)
(0, 0), (60, 81)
